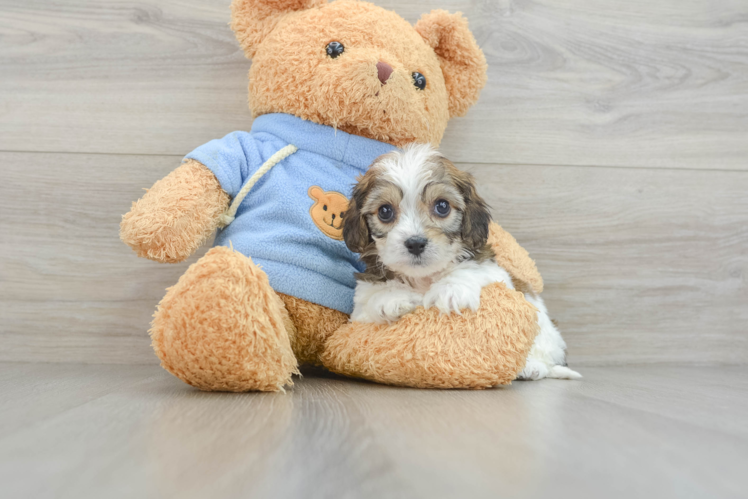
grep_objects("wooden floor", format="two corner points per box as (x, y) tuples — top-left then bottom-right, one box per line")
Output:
(0, 363), (746, 498)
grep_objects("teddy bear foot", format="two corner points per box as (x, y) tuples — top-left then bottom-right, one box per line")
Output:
(150, 246), (298, 392)
(321, 283), (539, 389)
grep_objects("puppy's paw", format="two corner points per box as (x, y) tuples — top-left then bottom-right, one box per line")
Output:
(516, 359), (550, 380)
(353, 289), (422, 324)
(517, 359), (583, 381)
(423, 282), (481, 315)
(377, 293), (421, 323)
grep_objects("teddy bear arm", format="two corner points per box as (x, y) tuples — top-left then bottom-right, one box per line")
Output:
(321, 282), (539, 389)
(120, 159), (229, 263)
(487, 222), (544, 294)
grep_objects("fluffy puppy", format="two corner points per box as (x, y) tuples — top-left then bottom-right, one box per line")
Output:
(343, 144), (581, 380)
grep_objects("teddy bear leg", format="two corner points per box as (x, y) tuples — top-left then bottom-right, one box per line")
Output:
(150, 246), (298, 392)
(276, 294), (348, 366)
(320, 282), (539, 389)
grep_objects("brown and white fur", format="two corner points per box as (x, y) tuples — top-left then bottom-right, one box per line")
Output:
(343, 144), (581, 380)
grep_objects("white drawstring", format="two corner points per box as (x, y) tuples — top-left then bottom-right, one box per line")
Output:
(217, 144), (298, 228)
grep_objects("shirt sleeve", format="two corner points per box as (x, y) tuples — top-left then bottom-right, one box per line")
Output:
(182, 131), (262, 198)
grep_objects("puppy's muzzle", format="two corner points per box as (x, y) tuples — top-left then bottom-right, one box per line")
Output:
(404, 236), (428, 256)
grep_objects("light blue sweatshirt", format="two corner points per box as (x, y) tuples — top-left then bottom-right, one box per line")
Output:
(185, 113), (396, 314)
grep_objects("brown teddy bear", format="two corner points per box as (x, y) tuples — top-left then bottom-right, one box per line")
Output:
(120, 0), (544, 391)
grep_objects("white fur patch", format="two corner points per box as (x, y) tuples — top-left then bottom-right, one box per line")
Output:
(516, 293), (582, 380)
(351, 280), (423, 324)
(423, 259), (514, 314)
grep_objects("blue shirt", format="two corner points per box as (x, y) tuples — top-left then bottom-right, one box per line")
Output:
(184, 113), (396, 314)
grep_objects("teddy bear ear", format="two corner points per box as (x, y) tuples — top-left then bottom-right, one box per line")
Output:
(308, 185), (323, 200)
(231, 0), (327, 58)
(414, 10), (488, 117)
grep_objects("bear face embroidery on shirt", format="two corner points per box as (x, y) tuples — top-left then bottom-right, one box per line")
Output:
(308, 186), (348, 241)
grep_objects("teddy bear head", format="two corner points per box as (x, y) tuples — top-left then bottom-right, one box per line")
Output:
(231, 0), (487, 147)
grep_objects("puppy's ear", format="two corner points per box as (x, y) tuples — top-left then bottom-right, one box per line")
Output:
(445, 160), (491, 252)
(343, 172), (375, 254)
(231, 0), (326, 58)
(415, 10), (488, 118)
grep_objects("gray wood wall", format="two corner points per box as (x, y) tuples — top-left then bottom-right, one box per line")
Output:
(1, 0), (746, 366)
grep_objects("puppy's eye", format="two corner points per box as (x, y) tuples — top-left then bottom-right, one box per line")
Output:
(378, 204), (395, 223)
(434, 199), (450, 217)
(326, 41), (345, 59)
(412, 72), (426, 90)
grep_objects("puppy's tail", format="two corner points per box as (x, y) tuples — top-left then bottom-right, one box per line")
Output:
(548, 365), (583, 379)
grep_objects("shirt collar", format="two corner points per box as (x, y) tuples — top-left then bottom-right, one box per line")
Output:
(250, 113), (397, 171)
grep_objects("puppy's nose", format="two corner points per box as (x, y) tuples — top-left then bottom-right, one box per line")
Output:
(405, 236), (428, 256)
(376, 61), (393, 85)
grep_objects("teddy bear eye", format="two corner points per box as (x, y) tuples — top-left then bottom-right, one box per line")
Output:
(412, 72), (426, 90)
(326, 41), (345, 59)
(323, 204), (328, 211)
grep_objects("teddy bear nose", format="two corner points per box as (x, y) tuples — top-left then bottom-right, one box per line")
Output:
(376, 61), (393, 85)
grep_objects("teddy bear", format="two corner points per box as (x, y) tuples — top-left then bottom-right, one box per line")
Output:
(120, 0), (545, 391)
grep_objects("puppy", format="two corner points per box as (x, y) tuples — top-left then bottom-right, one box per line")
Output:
(343, 144), (581, 380)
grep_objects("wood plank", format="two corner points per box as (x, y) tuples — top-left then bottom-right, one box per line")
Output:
(1, 151), (746, 365)
(466, 161), (748, 365)
(0, 363), (746, 497)
(1, 152), (208, 364)
(1, 0), (746, 169)
(0, 363), (157, 440)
